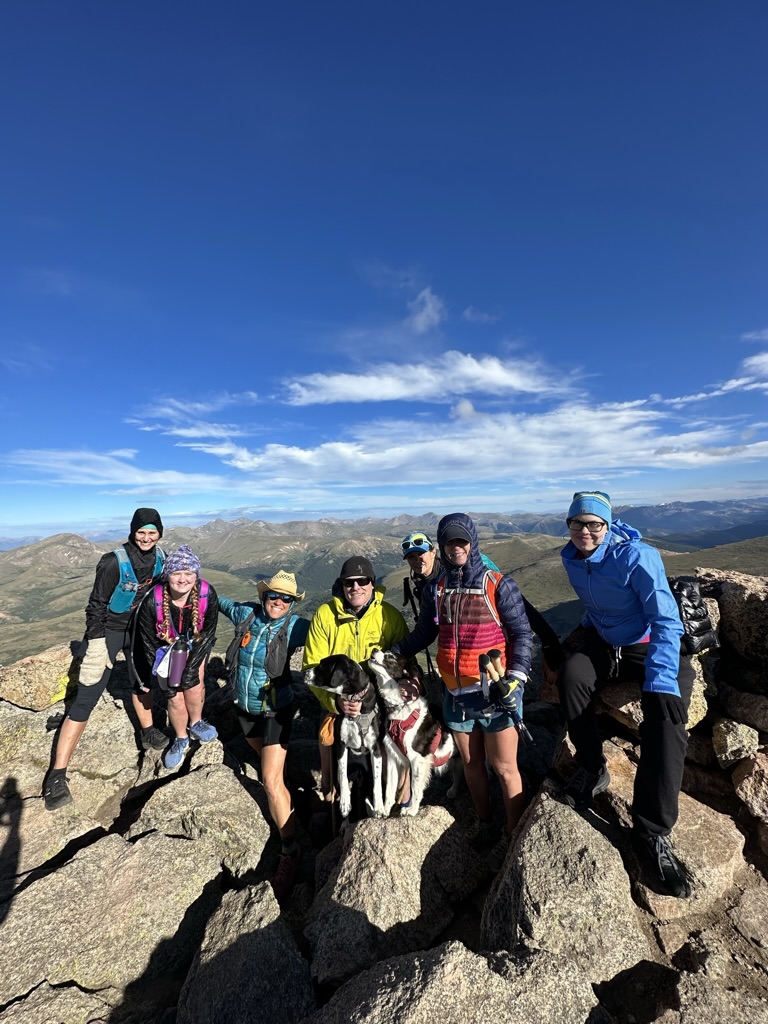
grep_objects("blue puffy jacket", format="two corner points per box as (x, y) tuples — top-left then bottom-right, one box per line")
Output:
(219, 597), (310, 714)
(561, 519), (684, 696)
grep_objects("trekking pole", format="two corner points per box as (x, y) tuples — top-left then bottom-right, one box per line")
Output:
(487, 648), (536, 748)
(404, 578), (436, 680)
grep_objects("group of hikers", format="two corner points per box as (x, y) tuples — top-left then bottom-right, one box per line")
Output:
(44, 491), (696, 902)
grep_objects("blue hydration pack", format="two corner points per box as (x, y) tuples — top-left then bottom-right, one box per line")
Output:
(107, 546), (166, 614)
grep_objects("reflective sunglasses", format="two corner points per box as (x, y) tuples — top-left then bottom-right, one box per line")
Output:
(402, 533), (431, 552)
(567, 519), (607, 535)
(265, 591), (295, 603)
(342, 577), (372, 589)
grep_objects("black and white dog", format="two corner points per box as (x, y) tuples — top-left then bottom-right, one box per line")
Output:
(305, 654), (385, 823)
(368, 649), (460, 816)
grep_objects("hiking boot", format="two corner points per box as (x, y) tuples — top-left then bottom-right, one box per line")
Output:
(465, 816), (501, 849)
(43, 774), (72, 811)
(140, 725), (168, 751)
(188, 719), (217, 743)
(487, 829), (513, 872)
(562, 764), (611, 810)
(636, 832), (691, 898)
(163, 737), (190, 770)
(270, 850), (300, 903)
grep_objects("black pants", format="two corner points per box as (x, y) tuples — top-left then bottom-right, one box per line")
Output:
(67, 629), (129, 722)
(558, 629), (695, 837)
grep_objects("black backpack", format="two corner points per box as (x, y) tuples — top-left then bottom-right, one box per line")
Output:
(667, 576), (719, 656)
(224, 610), (256, 686)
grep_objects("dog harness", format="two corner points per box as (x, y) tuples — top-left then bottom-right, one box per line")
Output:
(387, 708), (452, 767)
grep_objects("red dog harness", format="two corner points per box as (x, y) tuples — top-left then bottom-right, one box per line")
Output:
(387, 709), (452, 767)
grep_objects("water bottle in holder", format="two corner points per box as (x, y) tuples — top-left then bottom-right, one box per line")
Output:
(168, 636), (190, 689)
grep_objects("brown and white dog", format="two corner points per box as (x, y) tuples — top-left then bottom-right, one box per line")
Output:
(305, 654), (385, 824)
(368, 648), (460, 816)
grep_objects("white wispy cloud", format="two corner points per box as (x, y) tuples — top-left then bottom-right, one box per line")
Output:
(0, 344), (55, 374)
(127, 391), (261, 439)
(181, 397), (768, 494)
(285, 351), (569, 405)
(3, 448), (232, 494)
(404, 287), (447, 334)
(741, 329), (768, 342)
(358, 260), (424, 292)
(463, 306), (499, 324)
(742, 353), (768, 377)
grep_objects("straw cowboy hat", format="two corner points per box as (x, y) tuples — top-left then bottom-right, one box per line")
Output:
(256, 570), (305, 603)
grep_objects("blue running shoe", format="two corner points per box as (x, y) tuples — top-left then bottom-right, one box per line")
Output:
(188, 719), (217, 743)
(164, 737), (190, 769)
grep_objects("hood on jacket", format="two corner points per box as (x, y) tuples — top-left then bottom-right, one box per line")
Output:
(563, 517), (643, 563)
(436, 512), (486, 587)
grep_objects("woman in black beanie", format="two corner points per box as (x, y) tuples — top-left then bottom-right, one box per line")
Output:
(44, 508), (167, 811)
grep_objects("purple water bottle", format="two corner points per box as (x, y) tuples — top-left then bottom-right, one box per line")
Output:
(168, 638), (189, 689)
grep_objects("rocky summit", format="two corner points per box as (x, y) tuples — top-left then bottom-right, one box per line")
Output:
(1, 569), (768, 1023)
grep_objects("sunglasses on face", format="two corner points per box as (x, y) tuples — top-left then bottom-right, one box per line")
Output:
(402, 534), (430, 552)
(342, 577), (372, 589)
(265, 591), (295, 603)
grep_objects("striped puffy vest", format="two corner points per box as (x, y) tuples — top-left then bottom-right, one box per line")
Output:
(435, 570), (507, 694)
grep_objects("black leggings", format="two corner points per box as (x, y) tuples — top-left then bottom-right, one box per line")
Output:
(67, 629), (129, 722)
(558, 629), (695, 836)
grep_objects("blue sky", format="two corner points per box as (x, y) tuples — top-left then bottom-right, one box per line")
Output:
(1, 2), (767, 538)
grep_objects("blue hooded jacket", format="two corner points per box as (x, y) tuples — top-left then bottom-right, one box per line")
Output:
(561, 519), (684, 696)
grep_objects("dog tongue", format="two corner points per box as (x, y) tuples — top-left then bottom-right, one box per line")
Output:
(398, 678), (422, 703)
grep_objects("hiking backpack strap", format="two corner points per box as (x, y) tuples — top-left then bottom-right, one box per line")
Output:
(197, 579), (210, 626)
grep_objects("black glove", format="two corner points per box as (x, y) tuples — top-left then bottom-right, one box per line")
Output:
(494, 672), (525, 717)
(641, 691), (687, 726)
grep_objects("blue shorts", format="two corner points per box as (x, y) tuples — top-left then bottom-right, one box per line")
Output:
(443, 689), (518, 734)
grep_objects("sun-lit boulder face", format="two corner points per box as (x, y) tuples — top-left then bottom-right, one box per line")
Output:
(712, 717), (760, 768)
(305, 807), (488, 986)
(304, 941), (609, 1024)
(0, 832), (221, 1013)
(481, 790), (651, 985)
(0, 980), (115, 1024)
(655, 970), (768, 1023)
(733, 753), (768, 822)
(0, 787), (104, 895)
(0, 643), (78, 711)
(697, 568), (768, 672)
(127, 763), (271, 877)
(177, 884), (315, 1024)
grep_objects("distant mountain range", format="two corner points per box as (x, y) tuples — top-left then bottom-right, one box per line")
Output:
(3, 497), (768, 552)
(1, 500), (767, 666)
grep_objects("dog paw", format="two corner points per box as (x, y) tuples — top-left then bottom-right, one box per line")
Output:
(401, 804), (421, 817)
(339, 797), (352, 819)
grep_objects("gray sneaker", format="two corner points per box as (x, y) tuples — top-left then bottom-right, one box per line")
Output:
(562, 764), (611, 810)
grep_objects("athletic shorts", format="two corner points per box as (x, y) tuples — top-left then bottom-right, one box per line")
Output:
(236, 703), (294, 747)
(443, 689), (518, 734)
